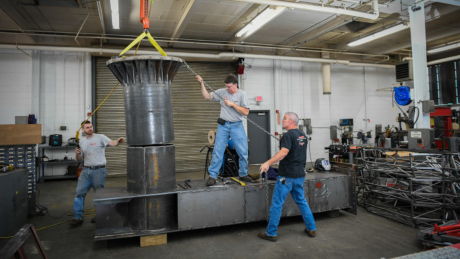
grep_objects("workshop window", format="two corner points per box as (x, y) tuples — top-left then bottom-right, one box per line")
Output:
(428, 60), (460, 105)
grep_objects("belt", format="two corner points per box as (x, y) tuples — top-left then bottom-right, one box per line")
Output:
(84, 165), (105, 170)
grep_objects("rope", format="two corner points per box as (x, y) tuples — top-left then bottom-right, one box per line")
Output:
(0, 209), (95, 239)
(76, 82), (119, 142)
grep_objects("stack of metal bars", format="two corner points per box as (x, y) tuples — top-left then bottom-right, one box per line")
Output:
(355, 147), (460, 228)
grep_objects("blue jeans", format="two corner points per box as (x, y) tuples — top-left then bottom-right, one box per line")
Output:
(73, 168), (107, 220)
(208, 121), (248, 179)
(266, 176), (316, 237)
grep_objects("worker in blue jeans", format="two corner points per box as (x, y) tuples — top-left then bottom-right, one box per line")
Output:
(196, 74), (252, 186)
(258, 112), (316, 241)
(69, 121), (124, 227)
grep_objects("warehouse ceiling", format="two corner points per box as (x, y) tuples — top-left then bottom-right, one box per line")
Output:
(0, 0), (459, 64)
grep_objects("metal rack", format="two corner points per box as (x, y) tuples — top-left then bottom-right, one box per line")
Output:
(355, 147), (460, 228)
(37, 146), (79, 182)
(0, 145), (37, 215)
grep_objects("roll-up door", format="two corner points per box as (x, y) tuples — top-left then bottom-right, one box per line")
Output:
(95, 58), (236, 175)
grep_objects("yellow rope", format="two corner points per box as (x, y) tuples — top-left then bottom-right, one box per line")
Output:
(0, 220), (71, 239)
(0, 209), (96, 239)
(76, 82), (119, 142)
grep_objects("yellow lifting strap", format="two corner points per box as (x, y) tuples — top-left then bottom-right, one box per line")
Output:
(76, 31), (167, 142)
(119, 31), (167, 57)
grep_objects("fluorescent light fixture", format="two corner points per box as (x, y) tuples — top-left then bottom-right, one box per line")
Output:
(348, 23), (409, 47)
(235, 7), (286, 39)
(427, 42), (460, 54)
(110, 0), (119, 29)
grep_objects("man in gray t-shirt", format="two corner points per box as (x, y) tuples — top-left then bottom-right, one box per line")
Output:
(196, 74), (251, 186)
(68, 121), (124, 227)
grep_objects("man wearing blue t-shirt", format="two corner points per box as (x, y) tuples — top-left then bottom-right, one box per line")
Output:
(68, 121), (124, 227)
(257, 112), (316, 242)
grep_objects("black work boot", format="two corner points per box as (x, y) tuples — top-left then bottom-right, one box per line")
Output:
(206, 177), (216, 186)
(68, 219), (84, 227)
(239, 175), (253, 182)
(305, 228), (316, 238)
(257, 232), (277, 242)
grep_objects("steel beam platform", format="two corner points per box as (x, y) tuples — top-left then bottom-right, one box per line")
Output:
(93, 169), (356, 241)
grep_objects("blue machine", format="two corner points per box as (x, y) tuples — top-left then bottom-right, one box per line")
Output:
(394, 86), (412, 106)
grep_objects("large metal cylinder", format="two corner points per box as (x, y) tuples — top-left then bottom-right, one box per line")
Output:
(128, 195), (177, 231)
(106, 55), (183, 145)
(127, 145), (175, 194)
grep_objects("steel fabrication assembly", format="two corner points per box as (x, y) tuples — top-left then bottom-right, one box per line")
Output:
(356, 147), (460, 228)
(92, 55), (357, 240)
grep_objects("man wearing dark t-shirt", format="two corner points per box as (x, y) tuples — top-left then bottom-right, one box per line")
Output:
(257, 112), (316, 242)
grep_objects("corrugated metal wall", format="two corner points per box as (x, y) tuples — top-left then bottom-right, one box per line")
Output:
(96, 58), (236, 175)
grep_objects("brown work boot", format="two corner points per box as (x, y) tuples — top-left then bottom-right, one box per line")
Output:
(68, 219), (84, 227)
(305, 228), (316, 238)
(239, 175), (253, 182)
(91, 217), (96, 223)
(257, 232), (277, 242)
(206, 177), (216, 186)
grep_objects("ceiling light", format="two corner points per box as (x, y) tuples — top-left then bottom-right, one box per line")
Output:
(348, 23), (409, 47)
(427, 42), (460, 54)
(235, 6), (286, 39)
(110, 0), (120, 29)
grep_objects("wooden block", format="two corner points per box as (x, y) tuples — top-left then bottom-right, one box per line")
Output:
(0, 124), (42, 145)
(140, 234), (167, 247)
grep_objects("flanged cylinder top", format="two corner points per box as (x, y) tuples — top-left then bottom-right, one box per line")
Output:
(106, 55), (183, 145)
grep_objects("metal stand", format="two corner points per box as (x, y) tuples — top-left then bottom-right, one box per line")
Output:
(0, 224), (48, 259)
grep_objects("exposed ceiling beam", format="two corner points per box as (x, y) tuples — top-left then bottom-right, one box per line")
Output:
(365, 6), (460, 55)
(232, 0), (380, 20)
(368, 26), (460, 55)
(278, 15), (354, 52)
(168, 0), (202, 47)
(96, 0), (107, 43)
(225, 4), (261, 33)
(430, 0), (460, 6)
(0, 0), (42, 42)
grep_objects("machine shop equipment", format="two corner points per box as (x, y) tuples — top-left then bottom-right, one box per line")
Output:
(93, 55), (357, 241)
(340, 119), (354, 144)
(341, 128), (354, 145)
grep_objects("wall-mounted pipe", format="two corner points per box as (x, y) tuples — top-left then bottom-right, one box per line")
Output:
(0, 44), (395, 68)
(427, 55), (460, 66)
(233, 0), (379, 20)
(0, 30), (389, 60)
(322, 52), (331, 94)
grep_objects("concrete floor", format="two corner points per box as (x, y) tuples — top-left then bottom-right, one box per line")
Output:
(1, 165), (424, 259)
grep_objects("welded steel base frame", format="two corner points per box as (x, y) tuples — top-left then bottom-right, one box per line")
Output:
(93, 168), (356, 241)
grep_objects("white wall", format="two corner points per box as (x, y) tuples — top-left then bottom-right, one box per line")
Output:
(0, 49), (92, 176)
(1, 50), (400, 172)
(0, 49), (34, 123)
(242, 59), (401, 163)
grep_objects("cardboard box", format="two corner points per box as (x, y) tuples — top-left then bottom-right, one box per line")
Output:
(0, 124), (42, 145)
(384, 151), (413, 163)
